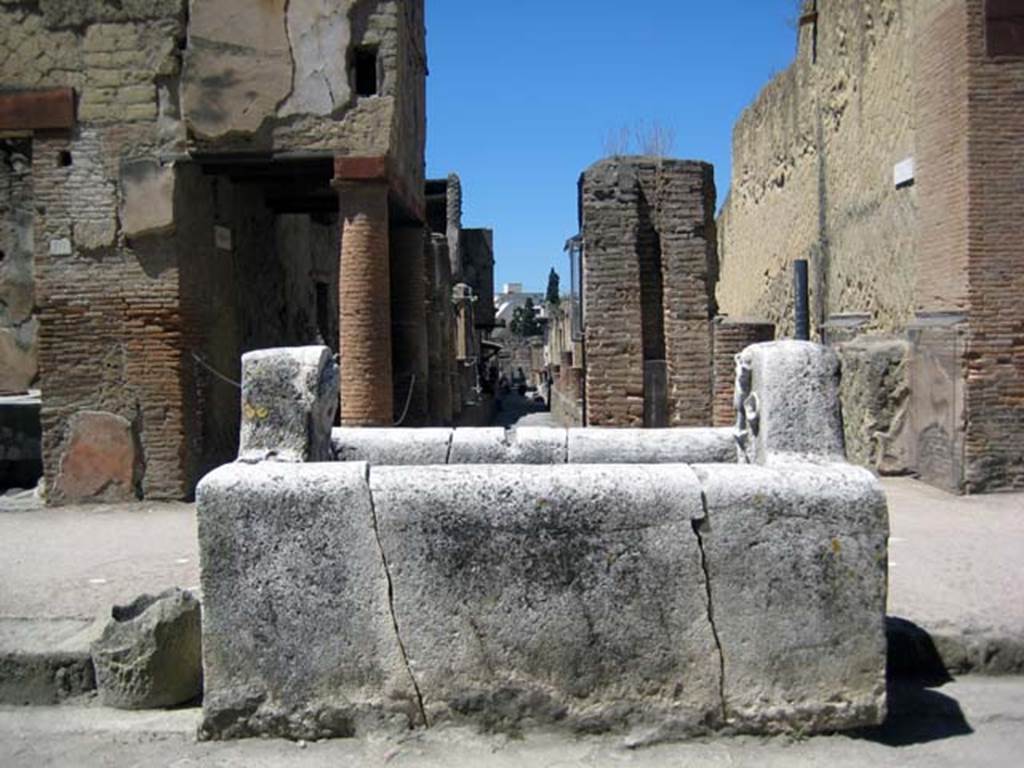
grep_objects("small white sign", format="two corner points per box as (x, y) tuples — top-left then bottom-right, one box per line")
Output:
(893, 157), (915, 188)
(49, 238), (72, 256)
(214, 225), (233, 251)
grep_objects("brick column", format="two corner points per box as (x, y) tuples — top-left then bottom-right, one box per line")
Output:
(390, 226), (429, 425)
(337, 181), (393, 426)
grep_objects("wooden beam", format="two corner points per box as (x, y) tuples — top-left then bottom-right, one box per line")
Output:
(0, 88), (75, 132)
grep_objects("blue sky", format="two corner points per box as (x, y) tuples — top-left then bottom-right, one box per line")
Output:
(424, 1), (801, 293)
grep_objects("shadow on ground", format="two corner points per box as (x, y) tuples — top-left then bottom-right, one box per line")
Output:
(850, 617), (973, 747)
(492, 390), (549, 427)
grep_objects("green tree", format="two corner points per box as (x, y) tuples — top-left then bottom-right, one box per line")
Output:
(509, 298), (543, 337)
(546, 268), (561, 305)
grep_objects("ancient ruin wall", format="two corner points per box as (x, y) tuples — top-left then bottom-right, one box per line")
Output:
(33, 130), (193, 501)
(717, 0), (919, 337)
(1, 0), (422, 499)
(581, 157), (717, 427)
(461, 229), (495, 327)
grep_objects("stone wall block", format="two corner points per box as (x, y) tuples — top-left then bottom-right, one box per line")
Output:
(196, 462), (416, 740)
(238, 346), (338, 463)
(567, 428), (736, 465)
(693, 462), (889, 732)
(370, 463), (723, 736)
(120, 160), (175, 239)
(332, 427), (452, 465)
(836, 336), (911, 475)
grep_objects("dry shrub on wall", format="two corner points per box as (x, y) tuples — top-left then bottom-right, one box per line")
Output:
(600, 120), (677, 159)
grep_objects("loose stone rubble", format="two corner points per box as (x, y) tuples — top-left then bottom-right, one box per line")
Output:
(91, 588), (202, 710)
(196, 340), (890, 742)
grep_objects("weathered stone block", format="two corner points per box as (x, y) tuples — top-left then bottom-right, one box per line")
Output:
(735, 341), (846, 465)
(370, 464), (722, 736)
(279, 0), (352, 117)
(448, 427), (570, 464)
(120, 160), (175, 239)
(195, 461), (889, 739)
(238, 346), (337, 463)
(52, 410), (138, 503)
(0, 321), (37, 394)
(567, 428), (736, 465)
(91, 588), (202, 709)
(197, 462), (416, 740)
(837, 336), (912, 475)
(72, 218), (117, 250)
(333, 427), (453, 465)
(507, 426), (567, 463)
(182, 0), (293, 139)
(693, 462), (889, 732)
(447, 427), (508, 464)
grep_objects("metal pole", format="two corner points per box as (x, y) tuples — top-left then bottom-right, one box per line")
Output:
(794, 259), (810, 341)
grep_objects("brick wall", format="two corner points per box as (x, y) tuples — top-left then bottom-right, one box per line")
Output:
(580, 157), (717, 427)
(962, 0), (1024, 491)
(34, 131), (192, 501)
(915, 0), (972, 312)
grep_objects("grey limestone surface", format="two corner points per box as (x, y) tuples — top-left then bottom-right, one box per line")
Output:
(238, 346), (337, 464)
(369, 463), (722, 737)
(3, 477), (1021, 729)
(447, 428), (510, 464)
(332, 427), (452, 465)
(504, 426), (568, 463)
(332, 427), (733, 466)
(694, 461), (889, 732)
(196, 462), (417, 740)
(91, 588), (201, 710)
(567, 428), (736, 465)
(735, 341), (846, 465)
(195, 458), (890, 739)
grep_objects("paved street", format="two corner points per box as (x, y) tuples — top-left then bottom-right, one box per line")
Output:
(1, 677), (1023, 767)
(2, 473), (1022, 765)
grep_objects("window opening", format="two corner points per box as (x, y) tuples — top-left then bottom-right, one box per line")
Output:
(354, 46), (379, 97)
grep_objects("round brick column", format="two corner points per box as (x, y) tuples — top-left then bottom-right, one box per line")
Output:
(337, 181), (393, 426)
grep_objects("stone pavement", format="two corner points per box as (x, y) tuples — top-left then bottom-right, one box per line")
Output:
(884, 478), (1024, 674)
(1, 677), (1023, 766)
(0, 476), (1022, 761)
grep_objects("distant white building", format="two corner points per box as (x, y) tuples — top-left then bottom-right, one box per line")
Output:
(493, 284), (543, 337)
